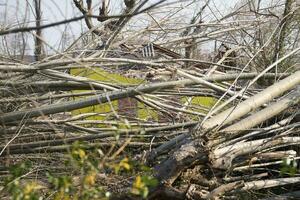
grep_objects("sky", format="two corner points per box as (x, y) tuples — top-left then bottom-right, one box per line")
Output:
(0, 0), (241, 54)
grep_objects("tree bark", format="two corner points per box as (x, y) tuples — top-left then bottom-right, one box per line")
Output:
(34, 0), (43, 61)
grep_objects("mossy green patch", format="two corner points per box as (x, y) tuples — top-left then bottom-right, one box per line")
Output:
(70, 67), (159, 122)
(181, 96), (218, 118)
(70, 67), (218, 122)
(71, 67), (144, 85)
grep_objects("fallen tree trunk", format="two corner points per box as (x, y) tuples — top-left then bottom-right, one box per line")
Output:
(203, 70), (300, 131)
(154, 70), (300, 186)
(1, 72), (289, 124)
(222, 85), (300, 134)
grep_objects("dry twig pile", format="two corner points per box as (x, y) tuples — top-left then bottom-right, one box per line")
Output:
(0, 0), (300, 199)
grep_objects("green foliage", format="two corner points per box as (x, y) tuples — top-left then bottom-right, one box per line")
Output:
(131, 175), (158, 199)
(3, 141), (158, 200)
(4, 161), (42, 200)
(8, 161), (32, 178)
(280, 157), (298, 176)
(47, 173), (73, 197)
(70, 141), (90, 167)
(112, 157), (131, 174)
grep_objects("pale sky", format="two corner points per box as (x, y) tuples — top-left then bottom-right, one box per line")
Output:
(0, 0), (241, 54)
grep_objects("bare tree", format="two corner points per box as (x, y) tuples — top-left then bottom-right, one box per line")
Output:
(33, 0), (43, 61)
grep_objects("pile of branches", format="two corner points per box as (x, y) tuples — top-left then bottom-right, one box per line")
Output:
(0, 0), (300, 199)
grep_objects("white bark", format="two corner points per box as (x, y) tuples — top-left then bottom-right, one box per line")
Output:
(242, 177), (300, 190)
(222, 86), (300, 133)
(210, 137), (300, 169)
(203, 71), (300, 130)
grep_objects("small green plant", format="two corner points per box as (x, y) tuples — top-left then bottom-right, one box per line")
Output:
(280, 157), (298, 176)
(131, 175), (158, 199)
(4, 161), (43, 200)
(47, 173), (73, 200)
(3, 141), (158, 200)
(112, 157), (131, 174)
